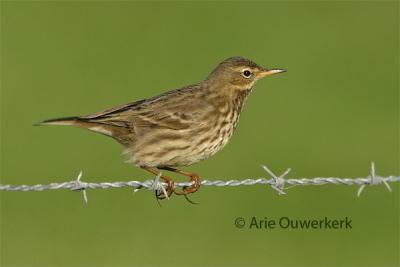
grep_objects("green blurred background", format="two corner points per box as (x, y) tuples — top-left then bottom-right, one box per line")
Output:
(1, 1), (398, 266)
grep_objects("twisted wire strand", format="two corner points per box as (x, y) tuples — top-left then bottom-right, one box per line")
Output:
(1, 176), (399, 191)
(0, 163), (398, 203)
(1, 177), (400, 191)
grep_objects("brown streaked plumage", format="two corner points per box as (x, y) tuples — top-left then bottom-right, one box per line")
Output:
(38, 57), (285, 200)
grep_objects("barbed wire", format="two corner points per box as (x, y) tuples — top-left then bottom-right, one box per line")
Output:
(0, 162), (398, 203)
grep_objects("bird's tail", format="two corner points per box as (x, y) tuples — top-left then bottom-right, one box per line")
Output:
(35, 116), (82, 126)
(35, 116), (131, 145)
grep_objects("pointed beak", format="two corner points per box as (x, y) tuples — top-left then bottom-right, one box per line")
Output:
(257, 68), (286, 79)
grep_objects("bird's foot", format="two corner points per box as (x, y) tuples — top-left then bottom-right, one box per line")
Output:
(174, 173), (201, 196)
(154, 167), (201, 203)
(155, 179), (174, 200)
(140, 166), (175, 201)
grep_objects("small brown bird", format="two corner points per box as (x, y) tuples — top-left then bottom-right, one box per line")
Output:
(38, 57), (285, 200)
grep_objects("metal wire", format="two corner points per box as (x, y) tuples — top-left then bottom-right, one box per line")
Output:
(0, 162), (398, 203)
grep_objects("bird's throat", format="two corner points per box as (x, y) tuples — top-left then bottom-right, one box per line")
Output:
(232, 88), (252, 113)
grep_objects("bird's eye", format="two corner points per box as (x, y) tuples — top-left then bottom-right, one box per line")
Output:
(242, 70), (252, 78)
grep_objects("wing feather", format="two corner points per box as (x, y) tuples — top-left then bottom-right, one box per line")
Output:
(78, 84), (212, 135)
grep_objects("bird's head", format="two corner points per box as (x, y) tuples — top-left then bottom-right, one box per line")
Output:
(206, 57), (286, 91)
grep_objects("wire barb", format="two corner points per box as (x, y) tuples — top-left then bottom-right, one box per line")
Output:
(261, 165), (291, 195)
(70, 171), (88, 204)
(357, 162), (393, 197)
(148, 172), (169, 200)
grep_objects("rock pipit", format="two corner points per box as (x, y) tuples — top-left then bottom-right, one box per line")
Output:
(38, 57), (285, 201)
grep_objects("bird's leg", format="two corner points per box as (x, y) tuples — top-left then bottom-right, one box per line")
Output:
(141, 166), (174, 199)
(158, 167), (201, 196)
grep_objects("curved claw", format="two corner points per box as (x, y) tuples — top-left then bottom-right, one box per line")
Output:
(154, 191), (162, 206)
(173, 185), (200, 204)
(183, 193), (199, 205)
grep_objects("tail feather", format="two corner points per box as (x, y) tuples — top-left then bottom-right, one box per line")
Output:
(36, 116), (81, 126)
(36, 116), (132, 145)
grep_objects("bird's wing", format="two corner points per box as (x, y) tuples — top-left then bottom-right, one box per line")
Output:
(80, 85), (212, 133)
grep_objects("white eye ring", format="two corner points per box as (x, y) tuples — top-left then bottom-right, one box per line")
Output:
(241, 69), (252, 78)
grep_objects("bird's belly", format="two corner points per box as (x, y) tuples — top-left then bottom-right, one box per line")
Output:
(126, 119), (237, 167)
